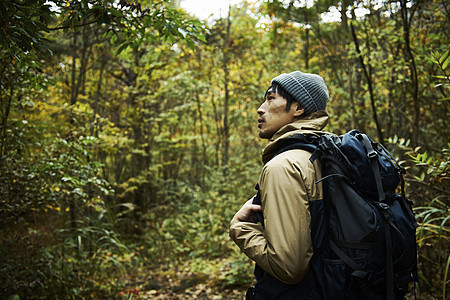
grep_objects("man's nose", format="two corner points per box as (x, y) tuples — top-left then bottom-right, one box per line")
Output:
(257, 103), (265, 115)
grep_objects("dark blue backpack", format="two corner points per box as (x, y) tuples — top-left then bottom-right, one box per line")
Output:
(252, 130), (418, 299)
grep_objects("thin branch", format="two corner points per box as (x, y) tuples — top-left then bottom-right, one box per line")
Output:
(48, 20), (98, 31)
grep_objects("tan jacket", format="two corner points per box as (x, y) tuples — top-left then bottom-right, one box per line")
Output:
(230, 111), (329, 285)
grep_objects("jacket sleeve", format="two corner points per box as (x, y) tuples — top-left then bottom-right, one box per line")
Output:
(229, 149), (316, 285)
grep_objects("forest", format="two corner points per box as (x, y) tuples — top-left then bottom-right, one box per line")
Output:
(0, 0), (448, 299)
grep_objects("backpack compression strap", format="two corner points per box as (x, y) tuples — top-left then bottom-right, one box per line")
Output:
(377, 202), (395, 300)
(357, 133), (385, 202)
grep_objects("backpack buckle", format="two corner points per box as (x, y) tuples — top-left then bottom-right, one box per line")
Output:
(367, 150), (378, 159)
(377, 202), (390, 210)
(352, 270), (372, 282)
(357, 133), (378, 160)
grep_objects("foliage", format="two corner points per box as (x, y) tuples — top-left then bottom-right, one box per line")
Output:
(386, 46), (449, 298)
(0, 0), (449, 298)
(53, 0), (205, 53)
(0, 0), (53, 58)
(428, 49), (450, 101)
(388, 137), (449, 298)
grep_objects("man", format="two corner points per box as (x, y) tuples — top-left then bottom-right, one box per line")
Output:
(230, 71), (330, 299)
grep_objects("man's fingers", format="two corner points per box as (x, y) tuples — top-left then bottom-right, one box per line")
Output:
(245, 199), (262, 210)
(248, 204), (262, 212)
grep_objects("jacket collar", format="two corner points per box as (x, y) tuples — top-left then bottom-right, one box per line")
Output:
(262, 111), (329, 164)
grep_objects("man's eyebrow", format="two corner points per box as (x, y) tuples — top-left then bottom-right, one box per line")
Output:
(265, 91), (276, 98)
(264, 86), (277, 100)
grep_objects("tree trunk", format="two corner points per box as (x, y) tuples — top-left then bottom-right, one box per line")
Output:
(350, 23), (384, 142)
(400, 0), (420, 144)
(304, 27), (310, 69)
(222, 10), (232, 169)
(0, 84), (13, 157)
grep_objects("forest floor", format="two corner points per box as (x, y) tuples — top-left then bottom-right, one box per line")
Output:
(119, 263), (249, 300)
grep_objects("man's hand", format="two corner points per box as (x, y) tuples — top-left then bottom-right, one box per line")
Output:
(232, 198), (263, 223)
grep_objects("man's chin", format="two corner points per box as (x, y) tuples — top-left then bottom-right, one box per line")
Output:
(258, 131), (271, 140)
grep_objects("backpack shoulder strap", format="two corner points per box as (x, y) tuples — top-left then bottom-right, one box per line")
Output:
(275, 133), (319, 156)
(252, 134), (320, 227)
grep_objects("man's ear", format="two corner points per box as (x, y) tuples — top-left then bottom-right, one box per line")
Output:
(293, 105), (305, 117)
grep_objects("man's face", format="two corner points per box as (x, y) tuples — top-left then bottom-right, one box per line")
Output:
(257, 88), (302, 139)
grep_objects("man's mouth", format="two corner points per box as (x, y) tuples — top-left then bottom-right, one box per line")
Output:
(258, 118), (264, 128)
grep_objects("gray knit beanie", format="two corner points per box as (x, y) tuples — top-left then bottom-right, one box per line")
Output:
(271, 71), (329, 115)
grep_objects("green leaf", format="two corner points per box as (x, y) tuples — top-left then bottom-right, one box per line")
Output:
(442, 54), (450, 70)
(439, 49), (449, 65)
(116, 41), (130, 55)
(432, 75), (450, 79)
